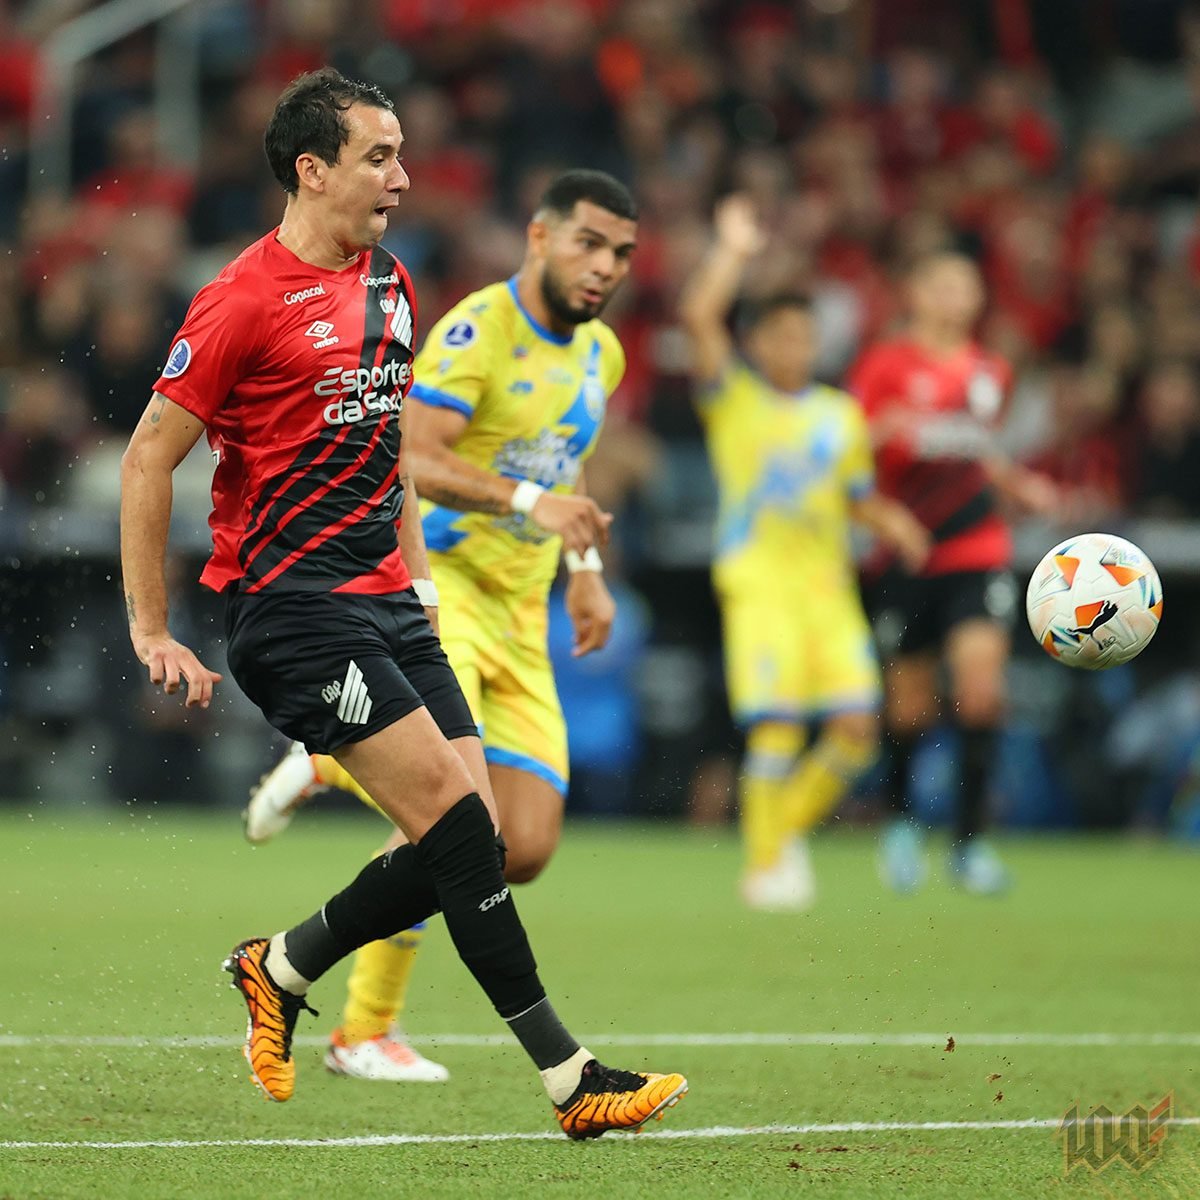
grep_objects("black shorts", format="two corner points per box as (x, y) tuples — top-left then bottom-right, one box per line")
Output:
(224, 587), (478, 755)
(866, 568), (1019, 658)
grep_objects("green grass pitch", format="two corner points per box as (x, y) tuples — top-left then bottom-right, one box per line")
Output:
(1, 808), (1196, 1198)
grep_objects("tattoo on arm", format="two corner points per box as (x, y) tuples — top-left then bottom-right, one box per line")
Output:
(148, 395), (167, 425)
(125, 593), (136, 626)
(421, 484), (507, 515)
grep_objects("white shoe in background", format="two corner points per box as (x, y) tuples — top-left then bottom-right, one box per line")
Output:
(242, 742), (320, 844)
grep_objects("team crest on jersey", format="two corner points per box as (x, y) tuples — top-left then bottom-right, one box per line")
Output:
(387, 293), (413, 348)
(162, 339), (191, 379)
(443, 321), (476, 348)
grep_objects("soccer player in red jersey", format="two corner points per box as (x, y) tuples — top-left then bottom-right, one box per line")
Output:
(849, 251), (1055, 895)
(118, 68), (686, 1136)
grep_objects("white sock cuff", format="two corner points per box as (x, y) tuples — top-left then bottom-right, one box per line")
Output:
(540, 1045), (594, 1106)
(265, 932), (313, 996)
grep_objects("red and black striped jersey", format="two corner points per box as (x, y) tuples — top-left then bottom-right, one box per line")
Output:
(848, 336), (1013, 577)
(154, 229), (417, 595)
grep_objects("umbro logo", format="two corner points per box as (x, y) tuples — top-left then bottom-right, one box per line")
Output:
(305, 320), (339, 349)
(326, 660), (372, 724)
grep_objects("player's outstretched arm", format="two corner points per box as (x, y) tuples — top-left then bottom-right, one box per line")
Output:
(678, 193), (767, 384)
(409, 403), (612, 555)
(851, 491), (932, 575)
(120, 393), (223, 708)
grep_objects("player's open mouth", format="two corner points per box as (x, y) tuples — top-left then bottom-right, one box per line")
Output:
(581, 288), (604, 304)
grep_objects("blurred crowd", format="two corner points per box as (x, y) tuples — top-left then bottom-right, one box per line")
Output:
(4, 0), (1200, 828)
(5, 0), (1200, 519)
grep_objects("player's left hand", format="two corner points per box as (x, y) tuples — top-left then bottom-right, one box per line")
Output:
(133, 633), (223, 708)
(565, 571), (616, 657)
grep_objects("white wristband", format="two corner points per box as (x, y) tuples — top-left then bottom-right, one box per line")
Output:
(565, 547), (604, 574)
(412, 578), (439, 607)
(510, 480), (545, 515)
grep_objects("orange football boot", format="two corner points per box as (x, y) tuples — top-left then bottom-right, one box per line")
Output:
(223, 937), (317, 1102)
(554, 1059), (688, 1140)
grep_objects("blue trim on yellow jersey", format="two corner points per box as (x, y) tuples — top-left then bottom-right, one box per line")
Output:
(484, 745), (569, 795)
(735, 695), (881, 729)
(422, 505), (469, 552)
(411, 383), (473, 417)
(507, 276), (572, 346)
(846, 474), (874, 500)
(734, 706), (808, 729)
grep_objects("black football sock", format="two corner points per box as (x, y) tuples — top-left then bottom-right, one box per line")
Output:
(955, 725), (995, 845)
(415, 793), (581, 1069)
(281, 844), (440, 983)
(886, 730), (919, 817)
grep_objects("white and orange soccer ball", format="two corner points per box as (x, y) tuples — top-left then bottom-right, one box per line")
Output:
(1025, 532), (1162, 670)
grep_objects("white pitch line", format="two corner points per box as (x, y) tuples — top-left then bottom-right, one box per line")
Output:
(2, 1032), (1200, 1049)
(3, 1119), (1200, 1151)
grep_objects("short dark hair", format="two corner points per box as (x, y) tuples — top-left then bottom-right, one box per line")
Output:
(536, 169), (638, 222)
(740, 291), (813, 332)
(264, 68), (394, 195)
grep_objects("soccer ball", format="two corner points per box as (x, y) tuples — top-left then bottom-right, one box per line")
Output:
(1025, 532), (1162, 670)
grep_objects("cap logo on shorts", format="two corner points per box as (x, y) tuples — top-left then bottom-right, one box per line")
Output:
(330, 660), (373, 724)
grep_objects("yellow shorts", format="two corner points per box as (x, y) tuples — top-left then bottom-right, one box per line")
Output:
(719, 587), (881, 726)
(432, 558), (568, 795)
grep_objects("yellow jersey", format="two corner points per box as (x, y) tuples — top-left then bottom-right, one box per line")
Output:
(698, 360), (875, 597)
(410, 278), (625, 595)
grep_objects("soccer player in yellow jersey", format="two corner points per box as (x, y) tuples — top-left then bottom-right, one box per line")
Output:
(244, 170), (637, 1080)
(680, 195), (929, 911)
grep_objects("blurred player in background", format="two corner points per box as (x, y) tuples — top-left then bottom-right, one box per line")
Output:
(850, 252), (1056, 895)
(121, 70), (684, 1135)
(680, 195), (929, 911)
(244, 169), (635, 1080)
